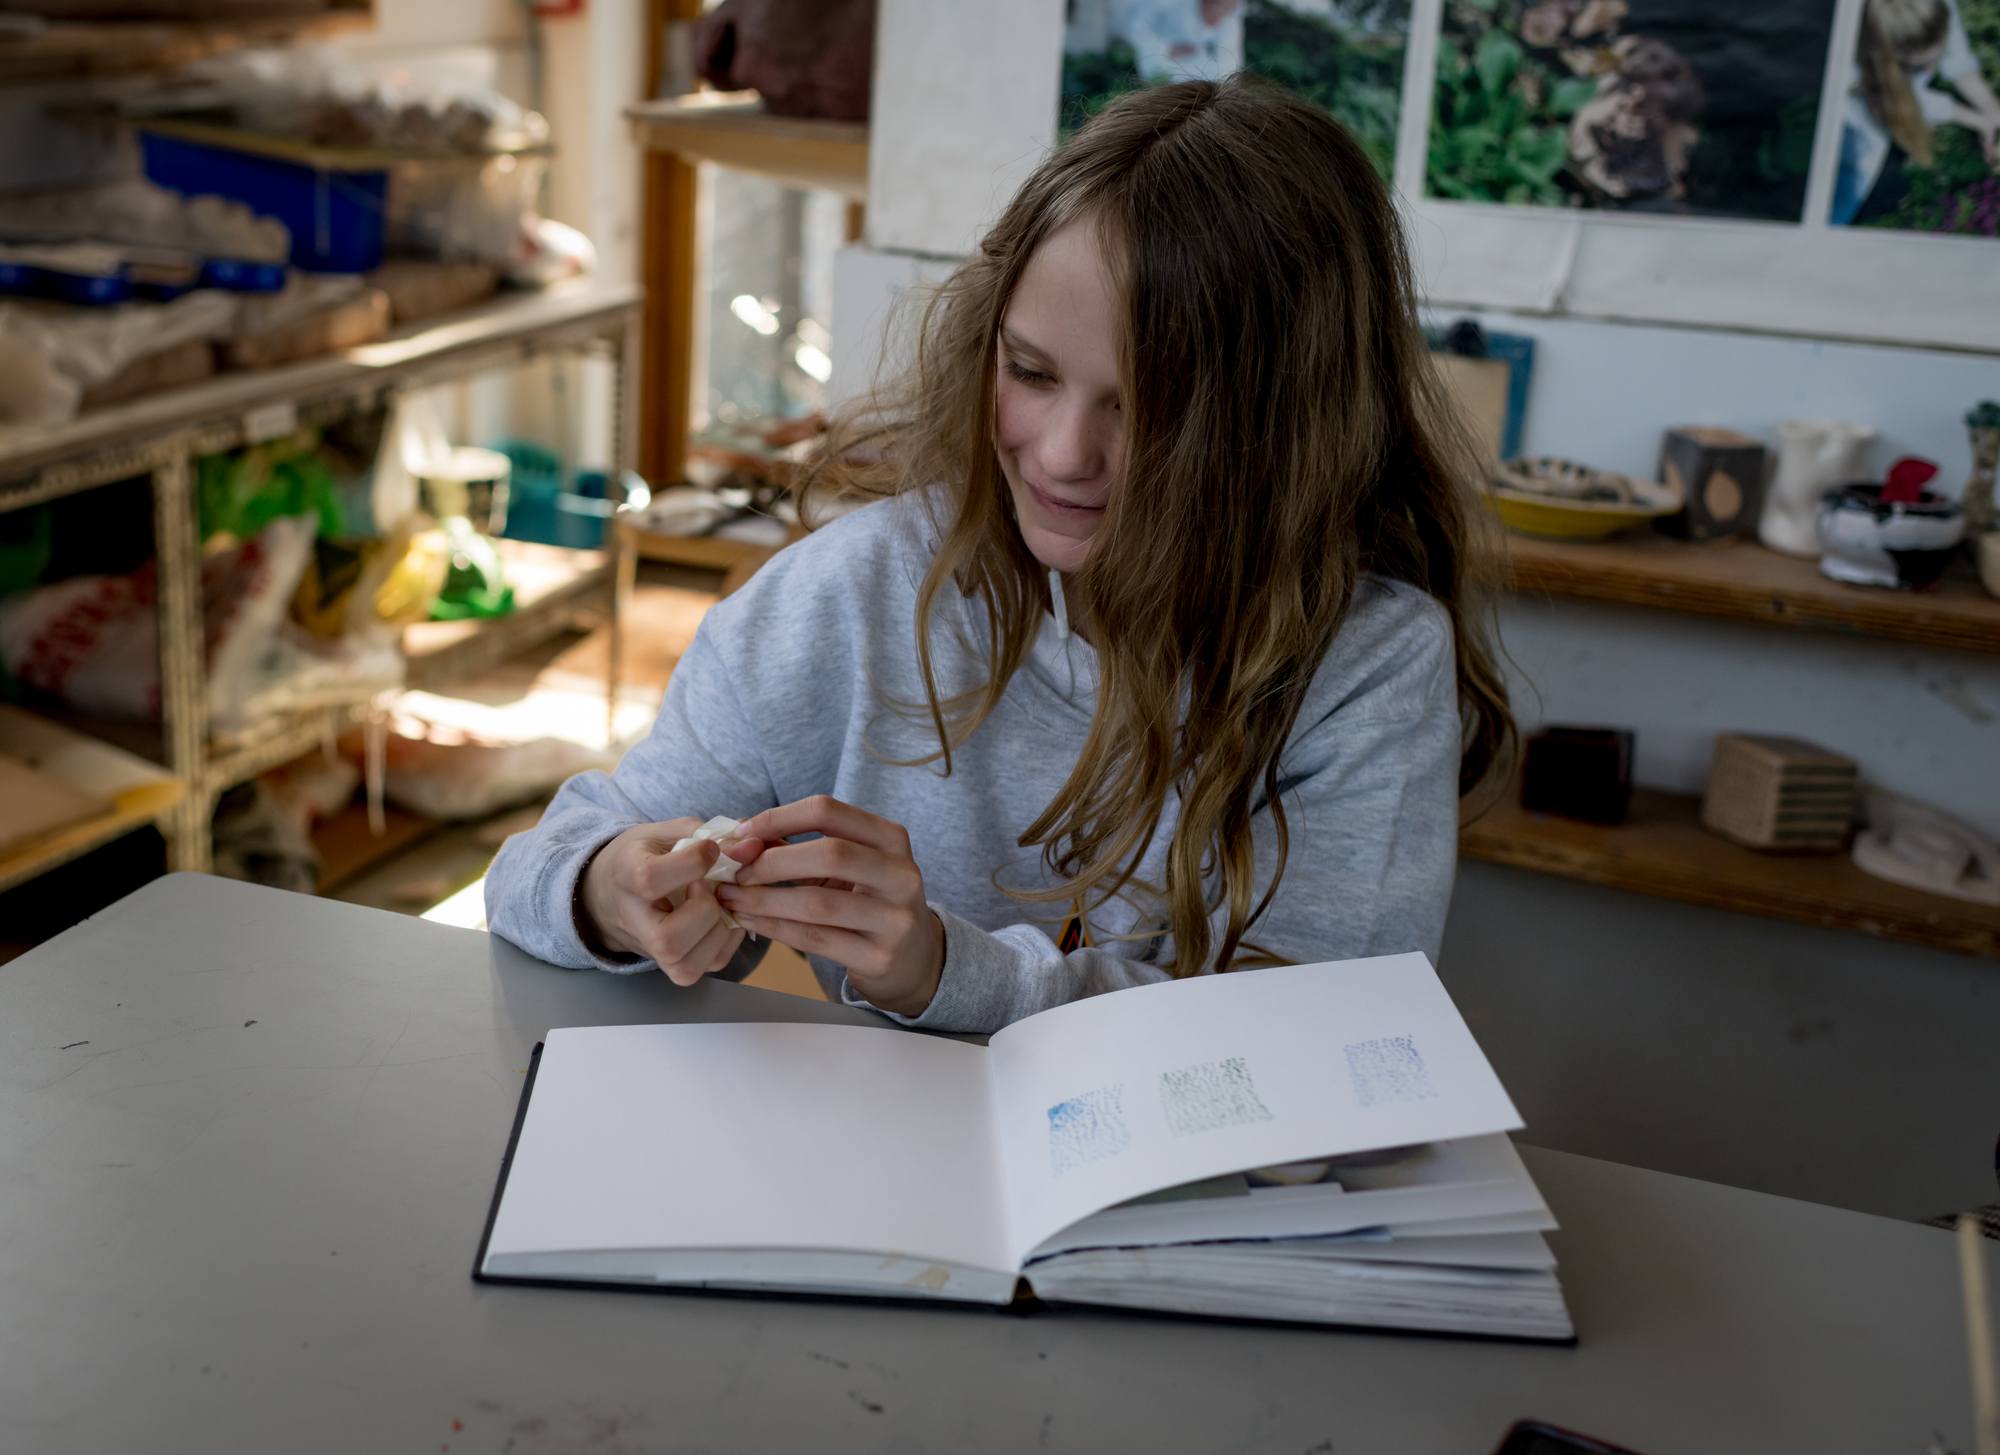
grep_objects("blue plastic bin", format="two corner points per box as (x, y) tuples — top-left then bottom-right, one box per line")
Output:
(32, 264), (132, 306)
(492, 440), (639, 551)
(199, 257), (288, 293)
(140, 131), (387, 274)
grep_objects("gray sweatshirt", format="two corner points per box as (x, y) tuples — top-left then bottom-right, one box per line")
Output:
(485, 492), (1461, 1033)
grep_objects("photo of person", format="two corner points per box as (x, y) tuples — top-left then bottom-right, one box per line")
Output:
(1834, 0), (2000, 235)
(1065, 0), (1246, 89)
(1061, 1), (1411, 179)
(1426, 0), (1838, 221)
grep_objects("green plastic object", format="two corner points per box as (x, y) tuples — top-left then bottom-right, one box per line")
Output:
(428, 516), (514, 621)
(198, 433), (345, 544)
(0, 509), (54, 596)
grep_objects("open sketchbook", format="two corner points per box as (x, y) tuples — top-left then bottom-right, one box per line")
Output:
(476, 953), (1574, 1341)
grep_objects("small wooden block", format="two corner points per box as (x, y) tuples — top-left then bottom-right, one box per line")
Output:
(1655, 426), (1767, 542)
(1701, 732), (1857, 851)
(1521, 726), (1634, 826)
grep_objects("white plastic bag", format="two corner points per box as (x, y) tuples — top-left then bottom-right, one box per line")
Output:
(0, 291), (236, 428)
(0, 514), (319, 730)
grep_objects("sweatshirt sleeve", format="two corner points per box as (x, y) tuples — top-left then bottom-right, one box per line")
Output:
(844, 606), (1461, 1033)
(484, 622), (780, 973)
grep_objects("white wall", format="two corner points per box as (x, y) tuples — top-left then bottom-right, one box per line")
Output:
(1439, 308), (2000, 832)
(839, 0), (2000, 1219)
(514, 0), (644, 469)
(1498, 598), (2000, 830)
(1444, 309), (1998, 495)
(828, 244), (950, 409)
(866, 0), (1064, 258)
(333, 0), (525, 54)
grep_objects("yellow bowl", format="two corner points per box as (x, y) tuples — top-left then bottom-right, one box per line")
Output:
(1486, 459), (1683, 541)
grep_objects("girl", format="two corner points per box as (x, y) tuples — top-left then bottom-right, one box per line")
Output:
(1833, 0), (2000, 226)
(486, 77), (1512, 1034)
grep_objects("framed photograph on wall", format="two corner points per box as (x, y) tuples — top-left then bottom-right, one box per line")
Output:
(1831, 0), (2000, 238)
(1061, 1), (1413, 180)
(1424, 0), (1839, 221)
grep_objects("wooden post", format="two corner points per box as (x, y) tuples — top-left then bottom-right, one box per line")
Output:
(639, 0), (703, 493)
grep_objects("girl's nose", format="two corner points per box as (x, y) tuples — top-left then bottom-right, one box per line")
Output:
(1037, 397), (1109, 485)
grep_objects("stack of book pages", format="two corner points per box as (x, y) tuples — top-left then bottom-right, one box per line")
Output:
(479, 953), (1573, 1342)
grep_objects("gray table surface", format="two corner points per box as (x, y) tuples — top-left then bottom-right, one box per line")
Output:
(1, 873), (1990, 1454)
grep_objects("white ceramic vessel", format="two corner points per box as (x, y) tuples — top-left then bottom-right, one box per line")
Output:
(1759, 420), (1876, 558)
(1816, 485), (1964, 590)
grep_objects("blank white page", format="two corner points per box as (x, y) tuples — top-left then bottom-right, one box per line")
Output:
(986, 954), (1524, 1266)
(485, 1022), (1012, 1277)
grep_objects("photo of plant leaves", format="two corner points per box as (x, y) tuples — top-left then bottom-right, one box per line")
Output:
(1425, 0), (1838, 221)
(1833, 0), (2000, 237)
(1061, 0), (1412, 181)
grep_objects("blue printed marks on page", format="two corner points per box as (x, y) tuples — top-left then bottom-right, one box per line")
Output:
(1159, 1056), (1274, 1137)
(1047, 1085), (1131, 1175)
(1344, 1036), (1437, 1109)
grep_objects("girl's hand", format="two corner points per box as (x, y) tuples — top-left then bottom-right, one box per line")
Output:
(718, 795), (945, 1018)
(579, 818), (766, 986)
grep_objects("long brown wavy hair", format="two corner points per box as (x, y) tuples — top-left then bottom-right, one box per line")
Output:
(798, 76), (1514, 975)
(1859, 0), (1950, 167)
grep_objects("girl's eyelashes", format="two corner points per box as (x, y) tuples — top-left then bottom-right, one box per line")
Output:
(1001, 354), (1121, 412)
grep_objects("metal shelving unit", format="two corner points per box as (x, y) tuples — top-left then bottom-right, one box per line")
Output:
(0, 281), (642, 880)
(0, 3), (373, 85)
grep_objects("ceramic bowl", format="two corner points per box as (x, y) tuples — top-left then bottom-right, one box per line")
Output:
(1816, 484), (1963, 590)
(1487, 457), (1683, 541)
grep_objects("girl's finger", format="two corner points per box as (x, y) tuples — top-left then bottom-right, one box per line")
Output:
(720, 836), (765, 867)
(717, 882), (885, 933)
(739, 794), (910, 857)
(644, 881), (729, 968)
(677, 913), (742, 983)
(631, 838), (720, 902)
(734, 838), (911, 898)
(734, 913), (881, 974)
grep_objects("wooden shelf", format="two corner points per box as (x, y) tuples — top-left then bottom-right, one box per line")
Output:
(1502, 533), (2000, 656)
(0, 6), (371, 83)
(0, 280), (642, 500)
(627, 92), (868, 198)
(621, 519), (795, 595)
(1461, 781), (2000, 961)
(0, 709), (183, 896)
(0, 777), (181, 896)
(44, 700), (368, 797)
(402, 539), (613, 689)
